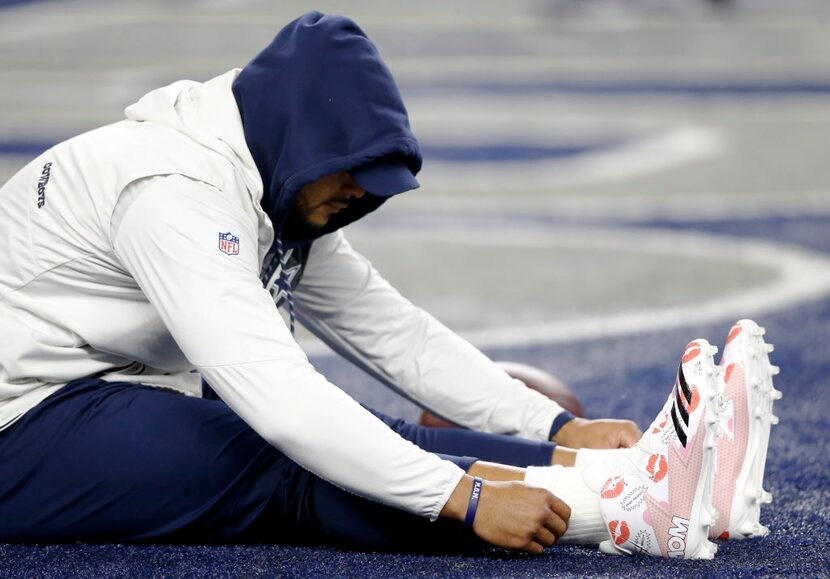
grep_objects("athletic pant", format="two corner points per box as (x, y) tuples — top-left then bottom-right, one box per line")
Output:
(0, 378), (555, 549)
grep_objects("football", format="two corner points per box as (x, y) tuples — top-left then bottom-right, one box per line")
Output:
(419, 360), (586, 428)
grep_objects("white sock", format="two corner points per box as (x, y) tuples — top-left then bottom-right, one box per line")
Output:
(575, 447), (629, 468)
(524, 465), (610, 545)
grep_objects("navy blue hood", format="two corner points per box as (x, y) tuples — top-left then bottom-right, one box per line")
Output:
(232, 11), (422, 243)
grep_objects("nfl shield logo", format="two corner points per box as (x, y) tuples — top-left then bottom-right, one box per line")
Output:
(218, 231), (240, 255)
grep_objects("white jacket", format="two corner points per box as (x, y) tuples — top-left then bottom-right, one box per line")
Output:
(0, 70), (566, 519)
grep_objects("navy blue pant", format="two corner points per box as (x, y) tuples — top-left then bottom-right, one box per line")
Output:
(0, 379), (555, 549)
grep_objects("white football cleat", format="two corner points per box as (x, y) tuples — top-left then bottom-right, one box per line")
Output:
(710, 319), (780, 540)
(596, 340), (722, 559)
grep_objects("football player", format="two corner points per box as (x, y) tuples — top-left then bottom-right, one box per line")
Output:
(0, 12), (777, 557)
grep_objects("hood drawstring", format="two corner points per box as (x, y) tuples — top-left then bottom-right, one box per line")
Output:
(275, 236), (296, 336)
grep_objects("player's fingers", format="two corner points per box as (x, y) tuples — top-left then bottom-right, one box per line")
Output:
(525, 540), (545, 555)
(542, 498), (570, 538)
(547, 494), (572, 526)
(543, 508), (568, 538)
(533, 524), (556, 547)
(617, 422), (642, 448)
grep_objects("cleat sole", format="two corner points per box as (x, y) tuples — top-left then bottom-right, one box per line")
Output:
(721, 320), (779, 540)
(683, 340), (720, 558)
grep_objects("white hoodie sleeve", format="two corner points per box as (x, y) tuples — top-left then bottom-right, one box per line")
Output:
(293, 231), (570, 442)
(111, 175), (465, 520)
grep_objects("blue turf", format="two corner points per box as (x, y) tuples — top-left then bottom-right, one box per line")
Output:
(2, 215), (828, 577)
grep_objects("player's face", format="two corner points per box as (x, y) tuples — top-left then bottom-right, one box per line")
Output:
(292, 171), (366, 229)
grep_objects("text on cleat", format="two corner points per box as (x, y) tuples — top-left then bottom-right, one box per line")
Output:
(666, 516), (691, 558)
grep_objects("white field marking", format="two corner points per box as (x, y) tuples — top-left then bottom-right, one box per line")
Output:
(2, 0), (813, 38)
(407, 96), (830, 141)
(192, 0), (262, 9)
(408, 101), (669, 142)
(0, 5), (537, 34)
(0, 4), (156, 45)
(393, 189), (830, 221)
(93, 7), (824, 33)
(296, 225), (830, 355)
(0, 0), (821, 43)
(204, 14), (534, 31)
(418, 125), (726, 192)
(388, 55), (830, 83)
(405, 99), (726, 191)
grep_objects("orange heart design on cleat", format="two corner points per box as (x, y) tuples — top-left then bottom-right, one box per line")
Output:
(681, 385), (700, 414)
(601, 475), (626, 499)
(726, 325), (742, 344)
(682, 342), (701, 363)
(646, 453), (668, 483)
(609, 520), (631, 545)
(724, 363), (735, 384)
(652, 412), (669, 434)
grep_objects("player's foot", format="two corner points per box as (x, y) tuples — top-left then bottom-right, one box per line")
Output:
(595, 340), (722, 559)
(710, 319), (781, 540)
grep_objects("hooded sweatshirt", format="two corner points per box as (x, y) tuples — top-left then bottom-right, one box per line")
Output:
(0, 12), (568, 520)
(232, 11), (422, 241)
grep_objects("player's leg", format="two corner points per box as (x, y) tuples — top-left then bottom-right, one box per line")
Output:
(0, 377), (484, 551)
(295, 457), (486, 552)
(364, 407), (561, 467)
(0, 377), (295, 543)
(209, 380), (570, 468)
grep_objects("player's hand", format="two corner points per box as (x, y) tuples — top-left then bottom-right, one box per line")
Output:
(552, 417), (642, 449)
(473, 480), (571, 553)
(441, 477), (570, 553)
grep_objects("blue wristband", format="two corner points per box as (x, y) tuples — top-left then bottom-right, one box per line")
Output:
(548, 411), (576, 440)
(464, 477), (483, 528)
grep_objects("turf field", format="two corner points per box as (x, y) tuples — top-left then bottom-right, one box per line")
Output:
(1, 0), (828, 576)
